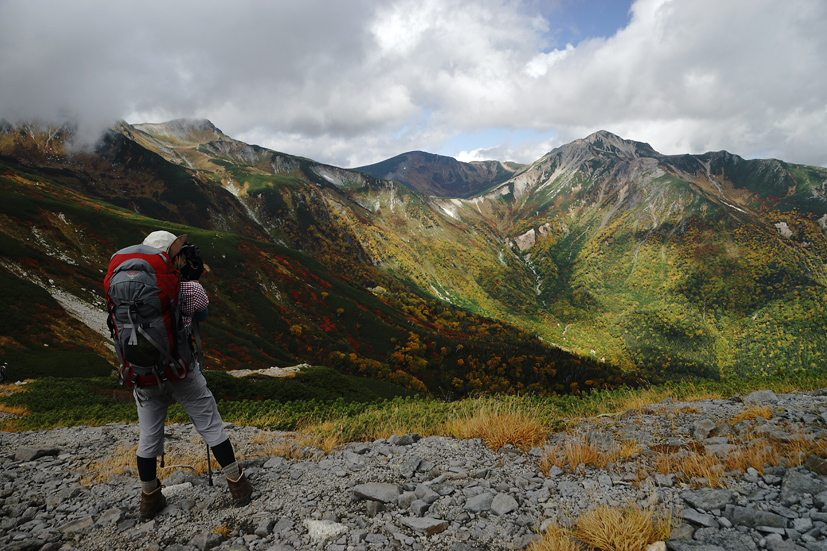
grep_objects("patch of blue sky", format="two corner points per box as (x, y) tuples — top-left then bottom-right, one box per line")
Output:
(437, 127), (558, 158)
(541, 0), (634, 48)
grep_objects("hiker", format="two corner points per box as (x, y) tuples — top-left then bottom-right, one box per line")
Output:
(104, 230), (252, 521)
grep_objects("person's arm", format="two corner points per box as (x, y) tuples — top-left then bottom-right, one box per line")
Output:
(193, 307), (209, 323)
(190, 282), (209, 322)
(180, 281), (209, 321)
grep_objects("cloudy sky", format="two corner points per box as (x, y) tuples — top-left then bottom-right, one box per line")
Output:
(1, 0), (825, 168)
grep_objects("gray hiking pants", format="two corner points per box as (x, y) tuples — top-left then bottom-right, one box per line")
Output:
(134, 369), (228, 458)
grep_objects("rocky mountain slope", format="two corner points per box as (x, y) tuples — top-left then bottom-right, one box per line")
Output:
(1, 388), (826, 550)
(0, 120), (618, 396)
(3, 118), (827, 389)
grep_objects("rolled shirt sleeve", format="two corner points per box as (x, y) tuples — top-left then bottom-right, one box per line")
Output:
(179, 281), (209, 329)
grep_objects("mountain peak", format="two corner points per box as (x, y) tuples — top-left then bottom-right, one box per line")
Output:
(570, 130), (659, 160)
(132, 118), (228, 144)
(356, 150), (521, 198)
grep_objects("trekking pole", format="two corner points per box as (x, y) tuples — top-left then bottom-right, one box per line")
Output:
(206, 440), (213, 486)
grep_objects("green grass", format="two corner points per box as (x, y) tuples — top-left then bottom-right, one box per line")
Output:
(3, 367), (825, 440)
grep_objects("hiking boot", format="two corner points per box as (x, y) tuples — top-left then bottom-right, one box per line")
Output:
(139, 480), (167, 521)
(227, 471), (252, 507)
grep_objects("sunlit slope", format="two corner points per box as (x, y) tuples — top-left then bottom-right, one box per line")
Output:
(121, 121), (827, 378)
(456, 131), (827, 376)
(0, 124), (619, 396)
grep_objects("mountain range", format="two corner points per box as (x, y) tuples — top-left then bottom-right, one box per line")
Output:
(2, 118), (826, 395)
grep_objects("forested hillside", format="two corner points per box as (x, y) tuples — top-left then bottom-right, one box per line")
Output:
(2, 120), (827, 392)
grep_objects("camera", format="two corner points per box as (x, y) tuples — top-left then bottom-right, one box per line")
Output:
(179, 242), (204, 281)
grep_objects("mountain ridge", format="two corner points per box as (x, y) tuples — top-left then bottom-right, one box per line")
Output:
(2, 118), (827, 390)
(355, 150), (522, 199)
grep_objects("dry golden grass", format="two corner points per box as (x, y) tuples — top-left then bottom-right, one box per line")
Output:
(607, 385), (724, 416)
(257, 430), (342, 459)
(675, 406), (701, 415)
(212, 524), (233, 537)
(159, 445), (214, 479)
(0, 381), (33, 431)
(573, 505), (670, 551)
(81, 443), (139, 485)
(82, 436), (220, 484)
(527, 523), (581, 551)
(540, 436), (642, 474)
(651, 434), (827, 487)
(652, 450), (726, 487)
(0, 403), (29, 416)
(529, 505), (672, 551)
(731, 406), (773, 424)
(0, 382), (29, 417)
(445, 403), (547, 452)
(680, 390), (724, 402)
(611, 388), (673, 412)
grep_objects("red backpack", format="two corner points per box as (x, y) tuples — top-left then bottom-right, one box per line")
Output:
(104, 244), (194, 388)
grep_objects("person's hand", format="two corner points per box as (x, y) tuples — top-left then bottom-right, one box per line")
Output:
(181, 258), (204, 281)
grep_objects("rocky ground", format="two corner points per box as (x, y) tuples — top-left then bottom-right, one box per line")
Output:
(1, 389), (827, 551)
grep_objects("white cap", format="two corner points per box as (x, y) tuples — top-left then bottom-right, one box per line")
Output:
(142, 230), (188, 257)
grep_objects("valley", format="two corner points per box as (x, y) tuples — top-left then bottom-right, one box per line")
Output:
(2, 120), (827, 395)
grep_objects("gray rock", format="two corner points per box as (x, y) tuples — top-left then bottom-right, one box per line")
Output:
(256, 518), (275, 537)
(415, 484), (440, 504)
(691, 530), (760, 551)
(189, 531), (225, 551)
(263, 456), (287, 469)
(304, 519), (348, 544)
(465, 492), (494, 513)
(682, 508), (718, 527)
(805, 540), (827, 551)
(95, 506), (125, 526)
(399, 516), (449, 535)
(767, 540), (808, 551)
(693, 419), (717, 441)
(491, 493), (518, 516)
(781, 471), (827, 504)
(547, 465), (564, 477)
(365, 500), (385, 517)
(410, 499), (431, 517)
(3, 542), (45, 551)
(163, 545), (197, 551)
(343, 450), (367, 472)
(670, 523), (696, 540)
(400, 456), (422, 478)
(728, 505), (787, 528)
(365, 533), (389, 544)
(59, 515), (95, 534)
(273, 518), (294, 534)
(352, 483), (400, 503)
(666, 541), (726, 551)
(47, 485), (81, 507)
(683, 488), (733, 511)
(398, 491), (417, 508)
(744, 390), (779, 405)
(430, 482), (456, 496)
(14, 446), (59, 462)
(704, 443), (734, 455)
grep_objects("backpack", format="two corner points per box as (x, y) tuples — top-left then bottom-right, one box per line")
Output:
(104, 244), (194, 388)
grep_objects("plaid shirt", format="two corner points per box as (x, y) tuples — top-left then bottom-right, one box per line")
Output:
(179, 281), (209, 330)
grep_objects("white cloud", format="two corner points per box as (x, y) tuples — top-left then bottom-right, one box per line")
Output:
(1, 0), (825, 168)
